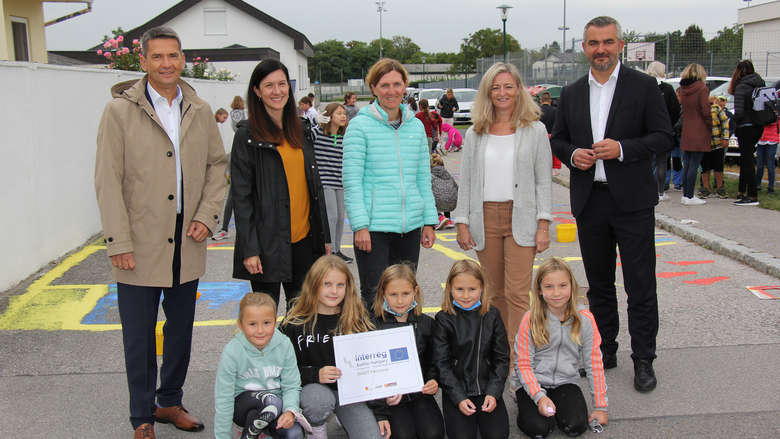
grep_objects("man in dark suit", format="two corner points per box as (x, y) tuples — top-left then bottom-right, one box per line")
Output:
(550, 16), (673, 393)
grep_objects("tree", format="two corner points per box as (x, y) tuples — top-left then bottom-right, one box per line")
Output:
(680, 24), (708, 65)
(309, 39), (349, 83)
(458, 28), (521, 69)
(391, 36), (421, 63)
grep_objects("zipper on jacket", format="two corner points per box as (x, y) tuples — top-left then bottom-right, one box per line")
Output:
(551, 323), (563, 387)
(475, 313), (483, 395)
(394, 128), (407, 231)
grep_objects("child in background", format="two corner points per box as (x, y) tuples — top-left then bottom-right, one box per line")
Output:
(215, 108), (229, 123)
(755, 117), (778, 194)
(298, 96), (318, 128)
(415, 99), (442, 153)
(513, 257), (608, 438)
(439, 123), (463, 154)
(430, 153), (458, 230)
(371, 264), (445, 439)
(214, 293), (305, 439)
(700, 96), (730, 198)
(432, 260), (510, 439)
(279, 255), (385, 439)
(312, 103), (353, 263)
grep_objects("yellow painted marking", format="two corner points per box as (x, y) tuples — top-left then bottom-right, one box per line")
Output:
(431, 243), (476, 262)
(655, 241), (676, 247)
(435, 232), (457, 242)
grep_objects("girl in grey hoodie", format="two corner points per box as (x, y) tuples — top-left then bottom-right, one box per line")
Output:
(513, 258), (608, 438)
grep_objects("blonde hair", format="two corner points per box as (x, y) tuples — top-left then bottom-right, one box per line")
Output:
(430, 153), (444, 167)
(231, 95), (245, 110)
(646, 61), (666, 79)
(681, 63), (707, 82)
(282, 255), (373, 335)
(472, 62), (540, 134)
(366, 58), (409, 91)
(321, 102), (348, 136)
(238, 292), (277, 325)
(529, 257), (581, 347)
(441, 260), (491, 315)
(372, 264), (423, 318)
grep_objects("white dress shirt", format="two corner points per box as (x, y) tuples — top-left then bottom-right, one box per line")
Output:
(147, 82), (184, 213)
(583, 62), (624, 182)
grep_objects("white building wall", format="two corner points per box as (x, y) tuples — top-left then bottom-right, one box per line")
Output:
(739, 1), (780, 77)
(0, 61), (246, 291)
(163, 0), (311, 96)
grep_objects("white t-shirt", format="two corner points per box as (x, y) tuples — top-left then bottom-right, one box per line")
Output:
(483, 134), (515, 202)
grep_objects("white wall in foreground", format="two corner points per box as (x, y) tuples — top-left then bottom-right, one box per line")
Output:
(0, 61), (246, 291)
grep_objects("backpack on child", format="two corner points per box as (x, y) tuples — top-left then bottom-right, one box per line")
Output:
(751, 85), (780, 127)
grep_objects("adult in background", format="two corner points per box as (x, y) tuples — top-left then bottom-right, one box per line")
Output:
(344, 91), (359, 120)
(299, 96), (318, 128)
(730, 59), (765, 206)
(454, 62), (552, 352)
(436, 88), (459, 127)
(213, 96), (248, 241)
(538, 91), (561, 175)
(95, 26), (227, 438)
(231, 59), (331, 311)
(343, 58), (438, 308)
(416, 99), (442, 153)
(646, 61), (680, 202)
(550, 16), (673, 393)
(678, 63), (712, 206)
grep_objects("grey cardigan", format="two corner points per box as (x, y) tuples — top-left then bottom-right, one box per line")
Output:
(452, 122), (553, 249)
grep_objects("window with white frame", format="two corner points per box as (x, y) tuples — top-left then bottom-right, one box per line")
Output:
(10, 16), (30, 62)
(204, 9), (227, 35)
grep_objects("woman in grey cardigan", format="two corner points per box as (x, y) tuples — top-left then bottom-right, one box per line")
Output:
(453, 62), (553, 351)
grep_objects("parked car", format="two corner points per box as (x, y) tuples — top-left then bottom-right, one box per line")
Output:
(445, 88), (478, 123)
(417, 88), (444, 110)
(665, 76), (730, 92)
(527, 84), (562, 106)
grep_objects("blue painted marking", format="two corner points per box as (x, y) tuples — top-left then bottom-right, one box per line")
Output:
(80, 281), (251, 324)
(654, 237), (675, 243)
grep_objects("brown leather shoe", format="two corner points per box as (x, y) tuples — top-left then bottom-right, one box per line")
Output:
(133, 423), (155, 439)
(153, 405), (205, 432)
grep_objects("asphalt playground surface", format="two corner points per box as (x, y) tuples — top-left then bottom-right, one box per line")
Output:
(1, 152), (779, 438)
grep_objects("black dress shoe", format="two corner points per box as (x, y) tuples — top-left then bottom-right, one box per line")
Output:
(602, 352), (617, 369)
(633, 359), (657, 392)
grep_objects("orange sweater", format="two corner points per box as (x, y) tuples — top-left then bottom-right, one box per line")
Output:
(277, 139), (310, 243)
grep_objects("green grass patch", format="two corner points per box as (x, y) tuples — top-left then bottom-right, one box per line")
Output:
(702, 173), (780, 211)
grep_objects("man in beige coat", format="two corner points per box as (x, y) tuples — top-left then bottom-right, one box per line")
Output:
(94, 27), (226, 439)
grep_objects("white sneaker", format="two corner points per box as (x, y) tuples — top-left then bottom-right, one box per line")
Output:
(211, 230), (228, 240)
(659, 193), (670, 201)
(681, 196), (706, 205)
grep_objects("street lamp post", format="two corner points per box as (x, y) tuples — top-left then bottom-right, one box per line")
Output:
(558, 0), (570, 52)
(376, 1), (387, 58)
(497, 4), (513, 63)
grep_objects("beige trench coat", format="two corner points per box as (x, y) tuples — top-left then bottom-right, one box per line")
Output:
(95, 76), (227, 287)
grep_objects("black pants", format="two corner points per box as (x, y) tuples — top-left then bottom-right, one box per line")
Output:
(354, 229), (422, 309)
(515, 384), (588, 438)
(387, 395), (445, 439)
(221, 186), (233, 232)
(576, 185), (658, 360)
(250, 236), (317, 312)
(736, 125), (763, 198)
(233, 391), (303, 439)
(442, 394), (509, 439)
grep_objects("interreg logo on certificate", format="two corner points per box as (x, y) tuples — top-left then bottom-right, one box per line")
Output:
(333, 325), (424, 405)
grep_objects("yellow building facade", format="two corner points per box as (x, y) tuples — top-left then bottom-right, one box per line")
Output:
(1, 0), (90, 63)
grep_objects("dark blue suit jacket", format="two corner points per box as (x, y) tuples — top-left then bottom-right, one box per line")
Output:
(550, 66), (674, 217)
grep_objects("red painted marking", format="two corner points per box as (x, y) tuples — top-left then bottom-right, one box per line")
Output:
(664, 260), (714, 266)
(207, 241), (235, 248)
(656, 271), (697, 278)
(554, 217), (576, 224)
(684, 276), (729, 285)
(552, 211), (572, 215)
(747, 285), (780, 299)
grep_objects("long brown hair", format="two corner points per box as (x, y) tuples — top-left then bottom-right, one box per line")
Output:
(282, 255), (373, 335)
(529, 257), (581, 347)
(321, 103), (348, 136)
(440, 260), (491, 315)
(729, 59), (755, 95)
(246, 59), (303, 147)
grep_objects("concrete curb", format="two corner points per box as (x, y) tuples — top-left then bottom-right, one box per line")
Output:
(552, 175), (780, 280)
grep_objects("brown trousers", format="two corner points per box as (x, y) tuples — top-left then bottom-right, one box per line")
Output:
(476, 201), (535, 355)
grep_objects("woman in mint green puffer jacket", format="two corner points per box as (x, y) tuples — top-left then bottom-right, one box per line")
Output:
(342, 59), (438, 307)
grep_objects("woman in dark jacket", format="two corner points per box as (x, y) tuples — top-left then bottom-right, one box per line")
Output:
(678, 63), (713, 205)
(231, 59), (330, 311)
(729, 59), (765, 205)
(436, 88), (459, 127)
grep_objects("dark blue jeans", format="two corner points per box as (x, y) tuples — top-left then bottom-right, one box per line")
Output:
(755, 143), (777, 192)
(682, 151), (704, 198)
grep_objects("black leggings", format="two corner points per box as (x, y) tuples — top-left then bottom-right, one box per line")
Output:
(442, 394), (509, 439)
(233, 391), (303, 439)
(387, 395), (445, 439)
(515, 384), (588, 438)
(736, 125), (763, 198)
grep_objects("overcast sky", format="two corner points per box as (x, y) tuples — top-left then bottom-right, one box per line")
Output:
(44, 0), (768, 53)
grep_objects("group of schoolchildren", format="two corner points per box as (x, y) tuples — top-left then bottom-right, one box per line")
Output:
(214, 256), (608, 439)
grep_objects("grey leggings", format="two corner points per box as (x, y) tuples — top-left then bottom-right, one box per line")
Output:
(323, 188), (345, 251)
(300, 383), (382, 438)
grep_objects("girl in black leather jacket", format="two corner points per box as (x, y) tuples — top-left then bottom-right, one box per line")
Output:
(370, 264), (445, 439)
(432, 260), (510, 439)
